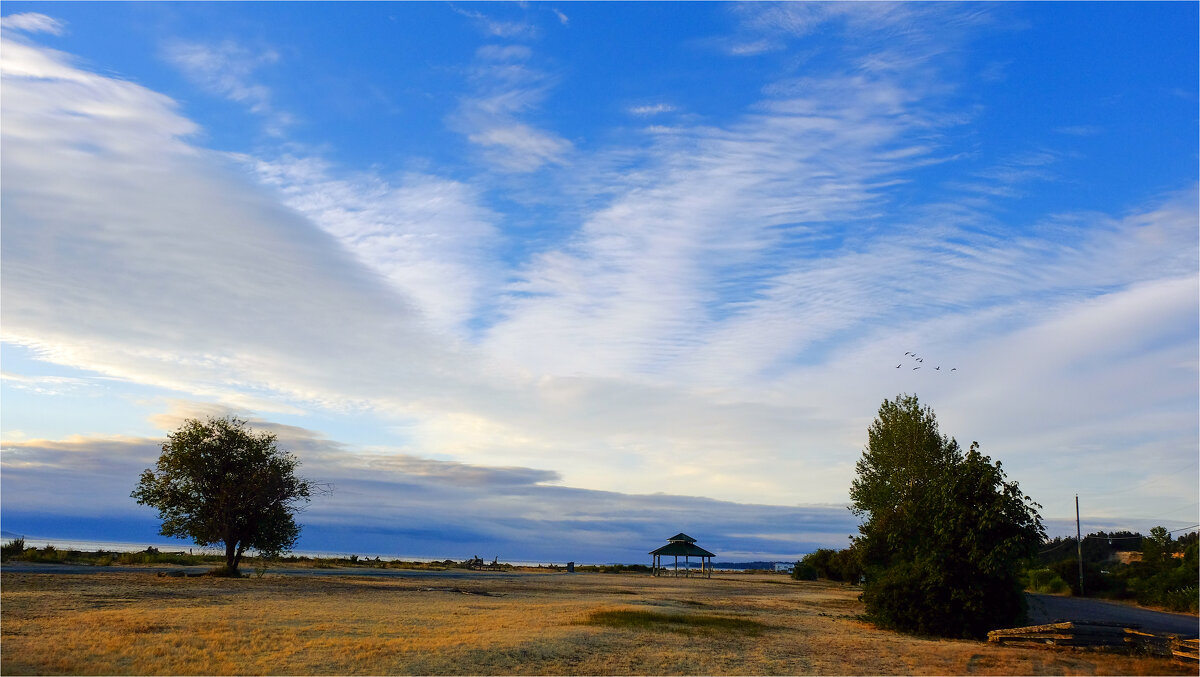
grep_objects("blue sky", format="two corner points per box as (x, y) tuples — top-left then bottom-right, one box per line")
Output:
(1, 2), (1197, 563)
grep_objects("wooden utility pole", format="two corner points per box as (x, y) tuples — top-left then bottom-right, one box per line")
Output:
(1076, 494), (1084, 597)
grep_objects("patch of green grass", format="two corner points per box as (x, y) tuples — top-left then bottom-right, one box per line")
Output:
(581, 609), (767, 635)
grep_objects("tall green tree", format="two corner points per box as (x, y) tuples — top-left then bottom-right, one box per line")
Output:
(1141, 525), (1174, 566)
(850, 394), (1044, 638)
(132, 416), (319, 575)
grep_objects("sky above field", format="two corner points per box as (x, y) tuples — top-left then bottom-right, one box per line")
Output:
(2, 2), (1197, 563)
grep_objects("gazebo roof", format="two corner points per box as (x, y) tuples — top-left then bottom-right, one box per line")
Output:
(667, 532), (696, 543)
(650, 541), (715, 558)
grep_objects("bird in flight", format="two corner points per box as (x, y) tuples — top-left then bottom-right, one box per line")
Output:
(896, 364), (901, 368)
(913, 366), (921, 370)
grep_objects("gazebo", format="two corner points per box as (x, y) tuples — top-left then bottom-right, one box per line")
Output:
(650, 533), (715, 578)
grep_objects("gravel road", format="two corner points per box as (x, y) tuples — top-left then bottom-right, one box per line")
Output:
(1025, 593), (1198, 637)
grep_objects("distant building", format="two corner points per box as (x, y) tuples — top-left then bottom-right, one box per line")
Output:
(650, 533), (715, 578)
(774, 562), (794, 573)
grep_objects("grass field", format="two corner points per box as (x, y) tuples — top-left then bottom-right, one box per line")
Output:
(1, 569), (1191, 675)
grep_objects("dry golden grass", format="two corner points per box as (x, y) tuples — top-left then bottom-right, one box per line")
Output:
(1, 570), (1191, 675)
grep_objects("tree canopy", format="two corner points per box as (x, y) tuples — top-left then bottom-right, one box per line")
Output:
(850, 394), (1044, 638)
(132, 416), (319, 575)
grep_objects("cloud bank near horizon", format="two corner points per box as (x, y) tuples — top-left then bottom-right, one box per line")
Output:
(0, 409), (863, 562)
(3, 407), (1189, 562)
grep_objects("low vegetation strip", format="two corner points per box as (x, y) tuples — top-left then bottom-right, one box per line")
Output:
(581, 608), (768, 635)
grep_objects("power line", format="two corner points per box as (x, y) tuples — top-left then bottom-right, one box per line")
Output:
(1038, 539), (1075, 555)
(1040, 523), (1200, 550)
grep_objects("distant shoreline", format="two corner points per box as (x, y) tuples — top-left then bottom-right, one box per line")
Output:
(0, 534), (565, 567)
(0, 534), (797, 570)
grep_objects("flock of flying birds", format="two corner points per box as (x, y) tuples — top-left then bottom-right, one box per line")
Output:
(898, 352), (957, 372)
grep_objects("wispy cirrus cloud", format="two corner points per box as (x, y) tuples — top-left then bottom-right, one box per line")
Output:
(250, 155), (501, 336)
(450, 41), (572, 172)
(1, 12), (65, 35)
(163, 39), (292, 135)
(725, 1), (993, 77)
(628, 103), (677, 117)
(1, 372), (103, 396)
(485, 71), (946, 381)
(451, 6), (538, 40)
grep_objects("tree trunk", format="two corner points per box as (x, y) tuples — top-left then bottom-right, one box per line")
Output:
(225, 539), (239, 574)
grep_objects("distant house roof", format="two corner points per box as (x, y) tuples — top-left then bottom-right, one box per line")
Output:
(650, 541), (715, 558)
(667, 533), (696, 543)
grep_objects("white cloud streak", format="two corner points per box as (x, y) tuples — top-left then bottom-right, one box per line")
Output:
(628, 103), (677, 117)
(1, 12), (65, 35)
(163, 39), (292, 135)
(250, 156), (501, 335)
(450, 41), (572, 172)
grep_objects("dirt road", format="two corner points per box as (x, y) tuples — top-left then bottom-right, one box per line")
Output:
(1026, 593), (1198, 637)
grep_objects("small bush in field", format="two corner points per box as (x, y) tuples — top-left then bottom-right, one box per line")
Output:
(1, 537), (25, 561)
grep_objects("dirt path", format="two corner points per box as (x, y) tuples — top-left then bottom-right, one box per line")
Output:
(1026, 593), (1198, 637)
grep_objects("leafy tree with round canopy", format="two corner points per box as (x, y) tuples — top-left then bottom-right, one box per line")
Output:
(850, 394), (1044, 638)
(132, 416), (318, 575)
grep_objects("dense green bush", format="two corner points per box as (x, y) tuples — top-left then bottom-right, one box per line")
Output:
(801, 549), (837, 579)
(1048, 558), (1115, 596)
(791, 561), (818, 581)
(862, 558), (1027, 639)
(800, 546), (862, 582)
(1024, 568), (1070, 594)
(1125, 562), (1199, 613)
(850, 395), (1043, 639)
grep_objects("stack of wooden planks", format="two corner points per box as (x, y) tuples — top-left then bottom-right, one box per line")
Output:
(990, 622), (1199, 665)
(1171, 637), (1199, 664)
(988, 621), (1130, 649)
